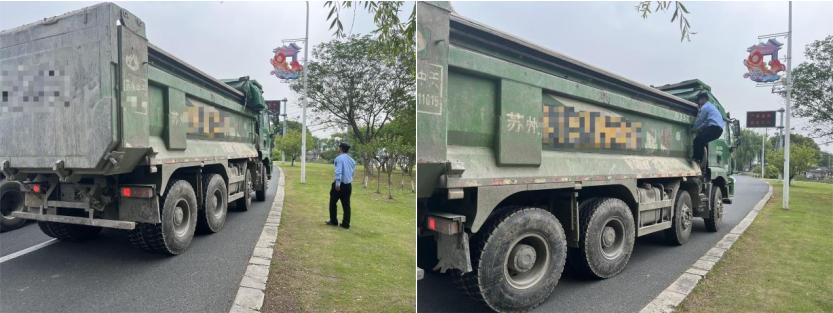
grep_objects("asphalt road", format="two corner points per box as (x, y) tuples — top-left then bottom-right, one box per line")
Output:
(418, 175), (769, 313)
(0, 171), (279, 313)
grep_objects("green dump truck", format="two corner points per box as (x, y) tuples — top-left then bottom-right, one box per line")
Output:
(0, 3), (274, 254)
(417, 3), (740, 312)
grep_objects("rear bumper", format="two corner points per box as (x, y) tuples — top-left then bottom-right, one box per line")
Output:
(11, 211), (136, 230)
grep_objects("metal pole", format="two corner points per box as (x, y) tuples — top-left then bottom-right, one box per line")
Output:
(778, 108), (785, 150)
(281, 99), (287, 162)
(783, 1), (792, 209)
(762, 128), (766, 179)
(300, 2), (309, 184)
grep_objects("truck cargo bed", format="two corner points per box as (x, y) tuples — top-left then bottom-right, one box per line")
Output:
(0, 3), (258, 174)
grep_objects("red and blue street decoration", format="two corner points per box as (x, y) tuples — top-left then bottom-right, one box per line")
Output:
(270, 43), (304, 80)
(743, 39), (786, 83)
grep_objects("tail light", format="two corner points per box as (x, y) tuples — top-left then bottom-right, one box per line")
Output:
(120, 186), (154, 198)
(426, 216), (437, 231)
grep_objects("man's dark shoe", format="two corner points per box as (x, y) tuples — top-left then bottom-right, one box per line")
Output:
(325, 221), (338, 226)
(339, 223), (350, 229)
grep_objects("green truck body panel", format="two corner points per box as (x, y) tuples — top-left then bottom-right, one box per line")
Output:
(0, 3), (272, 176)
(417, 3), (734, 233)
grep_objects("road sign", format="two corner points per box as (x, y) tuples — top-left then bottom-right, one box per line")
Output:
(746, 111), (777, 128)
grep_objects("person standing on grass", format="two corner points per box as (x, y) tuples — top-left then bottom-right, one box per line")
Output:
(326, 142), (356, 229)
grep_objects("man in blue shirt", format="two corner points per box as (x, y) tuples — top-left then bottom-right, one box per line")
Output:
(326, 142), (356, 229)
(692, 92), (725, 164)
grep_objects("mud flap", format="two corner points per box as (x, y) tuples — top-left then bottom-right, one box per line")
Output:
(434, 231), (472, 274)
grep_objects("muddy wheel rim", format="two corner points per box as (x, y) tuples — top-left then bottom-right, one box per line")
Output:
(503, 233), (550, 290)
(681, 203), (692, 230)
(600, 217), (625, 260)
(210, 189), (224, 220)
(172, 199), (190, 237)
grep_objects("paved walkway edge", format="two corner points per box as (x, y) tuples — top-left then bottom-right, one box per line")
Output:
(230, 164), (285, 313)
(640, 181), (773, 313)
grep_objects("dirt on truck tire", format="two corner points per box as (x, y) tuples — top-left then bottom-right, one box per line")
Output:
(568, 197), (635, 279)
(665, 190), (693, 245)
(128, 180), (198, 255)
(197, 174), (228, 234)
(455, 207), (567, 313)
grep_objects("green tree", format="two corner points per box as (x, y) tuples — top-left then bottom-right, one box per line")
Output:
(788, 36), (833, 145)
(275, 129), (302, 166)
(736, 128), (766, 172)
(324, 1), (415, 58)
(636, 1), (695, 42)
(766, 141), (820, 184)
(291, 36), (414, 182)
(274, 126), (318, 166)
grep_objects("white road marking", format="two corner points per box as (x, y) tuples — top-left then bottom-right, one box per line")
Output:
(0, 239), (58, 263)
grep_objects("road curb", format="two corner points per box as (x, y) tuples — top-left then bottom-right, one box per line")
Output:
(640, 181), (773, 313)
(230, 165), (285, 313)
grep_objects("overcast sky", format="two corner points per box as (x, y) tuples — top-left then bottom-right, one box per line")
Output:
(0, 1), (405, 137)
(452, 1), (833, 152)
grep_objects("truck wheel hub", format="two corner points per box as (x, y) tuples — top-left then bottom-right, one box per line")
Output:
(503, 233), (550, 290)
(602, 226), (616, 248)
(174, 206), (185, 225)
(682, 204), (692, 229)
(600, 218), (625, 260)
(509, 244), (537, 272)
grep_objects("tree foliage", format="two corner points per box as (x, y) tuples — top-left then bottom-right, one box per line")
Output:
(788, 35), (833, 144)
(636, 1), (695, 42)
(290, 36), (414, 147)
(273, 126), (317, 166)
(766, 141), (820, 183)
(275, 129), (302, 167)
(735, 128), (768, 172)
(324, 1), (415, 58)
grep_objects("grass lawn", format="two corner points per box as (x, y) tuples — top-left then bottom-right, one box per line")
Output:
(678, 179), (833, 312)
(263, 162), (415, 313)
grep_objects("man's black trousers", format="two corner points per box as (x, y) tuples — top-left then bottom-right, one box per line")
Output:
(693, 125), (723, 162)
(329, 182), (352, 227)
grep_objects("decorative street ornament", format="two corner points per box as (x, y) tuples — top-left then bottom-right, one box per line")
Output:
(743, 39), (786, 83)
(270, 43), (304, 80)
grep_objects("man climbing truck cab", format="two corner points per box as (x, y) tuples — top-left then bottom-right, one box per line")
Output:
(0, 3), (274, 254)
(692, 91), (726, 167)
(416, 3), (740, 312)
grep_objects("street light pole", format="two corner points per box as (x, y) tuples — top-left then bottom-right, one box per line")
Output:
(300, 1), (309, 184)
(281, 98), (287, 162)
(762, 128), (766, 179)
(783, 1), (792, 209)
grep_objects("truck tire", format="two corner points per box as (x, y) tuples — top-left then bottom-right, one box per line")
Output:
(255, 166), (266, 202)
(704, 187), (723, 232)
(128, 180), (198, 255)
(1, 182), (27, 232)
(234, 169), (253, 211)
(0, 215), (27, 233)
(197, 174), (228, 234)
(568, 198), (635, 279)
(38, 222), (101, 241)
(665, 190), (693, 245)
(454, 207), (567, 313)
